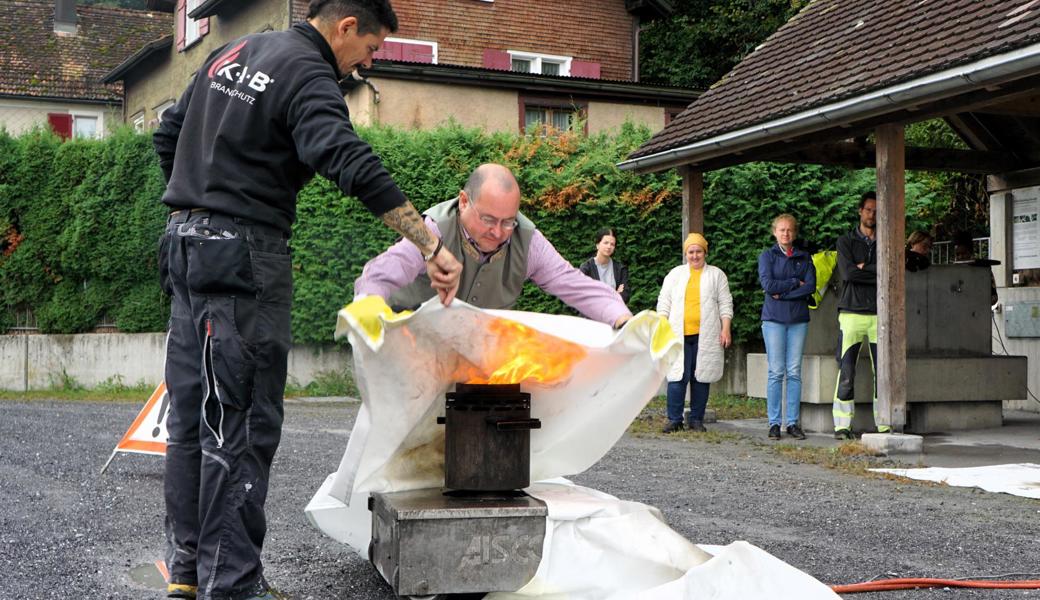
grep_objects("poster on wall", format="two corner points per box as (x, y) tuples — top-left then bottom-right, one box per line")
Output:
(1012, 187), (1040, 270)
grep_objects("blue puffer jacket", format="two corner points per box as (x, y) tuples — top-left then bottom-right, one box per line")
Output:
(758, 244), (816, 324)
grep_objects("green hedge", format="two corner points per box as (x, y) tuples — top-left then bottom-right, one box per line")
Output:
(0, 123), (956, 345)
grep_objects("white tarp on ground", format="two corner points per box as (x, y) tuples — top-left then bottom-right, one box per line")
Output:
(305, 298), (839, 598)
(871, 463), (1040, 499)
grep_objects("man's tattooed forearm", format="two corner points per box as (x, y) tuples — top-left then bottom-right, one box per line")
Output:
(382, 202), (434, 249)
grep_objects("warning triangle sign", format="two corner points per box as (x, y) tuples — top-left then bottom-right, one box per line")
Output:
(100, 382), (169, 474)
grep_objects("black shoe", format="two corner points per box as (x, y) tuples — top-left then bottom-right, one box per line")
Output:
(834, 428), (853, 440)
(768, 424), (781, 440)
(662, 420), (684, 434)
(786, 424), (807, 440)
(687, 420), (707, 432)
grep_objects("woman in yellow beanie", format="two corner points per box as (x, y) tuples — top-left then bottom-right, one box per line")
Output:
(655, 233), (734, 432)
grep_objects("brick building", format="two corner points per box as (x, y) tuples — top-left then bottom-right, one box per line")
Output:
(104, 0), (695, 135)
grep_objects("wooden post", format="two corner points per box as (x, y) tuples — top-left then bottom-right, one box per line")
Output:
(681, 167), (704, 238)
(875, 124), (907, 433)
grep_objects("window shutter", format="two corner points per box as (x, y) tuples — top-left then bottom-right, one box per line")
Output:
(199, 16), (209, 36)
(401, 42), (434, 64)
(47, 113), (72, 140)
(175, 0), (186, 50)
(374, 40), (403, 61)
(482, 49), (511, 71)
(570, 60), (601, 79)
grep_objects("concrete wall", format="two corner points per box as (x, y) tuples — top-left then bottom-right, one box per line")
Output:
(0, 333), (350, 392)
(989, 185), (1040, 413)
(122, 2), (288, 127)
(0, 98), (119, 137)
(349, 78), (519, 132)
(347, 78), (672, 135)
(586, 102), (665, 136)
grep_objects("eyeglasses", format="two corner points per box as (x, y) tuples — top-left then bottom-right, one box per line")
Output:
(471, 203), (518, 230)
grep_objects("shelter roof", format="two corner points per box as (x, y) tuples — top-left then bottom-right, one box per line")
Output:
(0, 0), (171, 103)
(627, 0), (1040, 167)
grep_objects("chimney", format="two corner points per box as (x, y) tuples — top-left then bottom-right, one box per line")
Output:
(54, 0), (78, 35)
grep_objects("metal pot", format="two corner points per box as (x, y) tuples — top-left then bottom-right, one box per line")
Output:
(437, 383), (541, 492)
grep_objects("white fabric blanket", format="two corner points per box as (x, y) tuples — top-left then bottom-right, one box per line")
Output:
(304, 299), (838, 599)
(872, 463), (1040, 499)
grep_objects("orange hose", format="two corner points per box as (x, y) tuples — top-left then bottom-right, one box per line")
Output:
(833, 577), (1040, 593)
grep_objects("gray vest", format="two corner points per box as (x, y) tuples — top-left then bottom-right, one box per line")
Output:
(389, 198), (535, 310)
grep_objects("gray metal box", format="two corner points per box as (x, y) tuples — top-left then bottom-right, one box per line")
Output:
(1005, 301), (1040, 338)
(369, 489), (547, 596)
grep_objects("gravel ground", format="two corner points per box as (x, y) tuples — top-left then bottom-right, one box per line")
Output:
(1, 399), (1038, 599)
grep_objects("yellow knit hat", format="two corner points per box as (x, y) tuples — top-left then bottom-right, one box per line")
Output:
(683, 233), (708, 253)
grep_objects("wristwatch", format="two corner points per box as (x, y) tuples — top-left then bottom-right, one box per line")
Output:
(423, 238), (443, 262)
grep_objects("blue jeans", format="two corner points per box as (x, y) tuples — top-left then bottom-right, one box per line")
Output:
(666, 335), (711, 423)
(762, 320), (808, 427)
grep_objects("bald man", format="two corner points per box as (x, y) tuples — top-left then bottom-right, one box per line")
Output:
(355, 163), (631, 327)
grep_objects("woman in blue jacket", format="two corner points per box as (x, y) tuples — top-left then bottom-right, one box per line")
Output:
(758, 214), (816, 441)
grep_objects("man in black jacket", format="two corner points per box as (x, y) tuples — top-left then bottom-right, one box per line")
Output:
(154, 2), (461, 598)
(831, 191), (890, 440)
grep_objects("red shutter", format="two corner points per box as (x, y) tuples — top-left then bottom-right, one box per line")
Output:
(47, 113), (73, 140)
(199, 16), (209, 36)
(401, 42), (434, 64)
(570, 60), (601, 79)
(482, 49), (511, 71)
(175, 0), (185, 50)
(374, 40), (403, 61)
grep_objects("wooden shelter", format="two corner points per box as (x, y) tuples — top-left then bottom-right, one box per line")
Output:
(619, 0), (1040, 432)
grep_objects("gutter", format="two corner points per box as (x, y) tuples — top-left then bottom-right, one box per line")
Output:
(618, 41), (1040, 173)
(101, 35), (173, 84)
(360, 62), (698, 105)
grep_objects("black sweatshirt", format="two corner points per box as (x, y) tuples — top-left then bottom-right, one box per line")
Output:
(835, 226), (877, 314)
(154, 22), (406, 234)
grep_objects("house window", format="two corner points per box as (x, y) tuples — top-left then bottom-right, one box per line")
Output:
(72, 115), (99, 139)
(177, 0), (208, 51)
(508, 51), (571, 76)
(520, 96), (587, 135)
(373, 37), (437, 64)
(131, 112), (145, 132)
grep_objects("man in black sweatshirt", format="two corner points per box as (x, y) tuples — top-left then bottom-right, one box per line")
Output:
(154, 2), (461, 598)
(831, 191), (890, 440)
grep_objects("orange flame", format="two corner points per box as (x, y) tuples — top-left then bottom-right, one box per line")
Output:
(455, 319), (587, 385)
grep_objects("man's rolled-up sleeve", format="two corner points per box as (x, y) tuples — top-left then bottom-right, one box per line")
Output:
(354, 219), (438, 299)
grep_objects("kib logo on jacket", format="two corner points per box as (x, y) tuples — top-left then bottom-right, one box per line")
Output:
(206, 41), (273, 103)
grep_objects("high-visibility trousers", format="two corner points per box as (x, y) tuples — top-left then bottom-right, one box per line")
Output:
(832, 312), (890, 433)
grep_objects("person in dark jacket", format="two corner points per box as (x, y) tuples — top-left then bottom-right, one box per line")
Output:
(579, 228), (631, 304)
(905, 230), (933, 272)
(832, 191), (888, 440)
(153, 2), (461, 599)
(758, 214), (815, 441)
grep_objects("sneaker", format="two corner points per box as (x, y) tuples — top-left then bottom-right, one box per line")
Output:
(834, 428), (853, 440)
(662, 420), (684, 434)
(768, 424), (781, 440)
(786, 425), (807, 440)
(687, 420), (707, 433)
(167, 583), (197, 599)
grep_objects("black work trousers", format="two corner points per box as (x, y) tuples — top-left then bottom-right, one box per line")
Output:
(159, 209), (292, 600)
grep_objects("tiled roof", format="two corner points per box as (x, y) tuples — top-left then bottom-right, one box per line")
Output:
(630, 0), (1040, 160)
(0, 1), (171, 102)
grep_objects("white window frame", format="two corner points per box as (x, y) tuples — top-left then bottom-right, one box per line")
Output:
(131, 111), (145, 132)
(508, 50), (571, 76)
(384, 37), (439, 64)
(70, 111), (103, 139)
(155, 100), (176, 123)
(184, 0), (203, 48)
